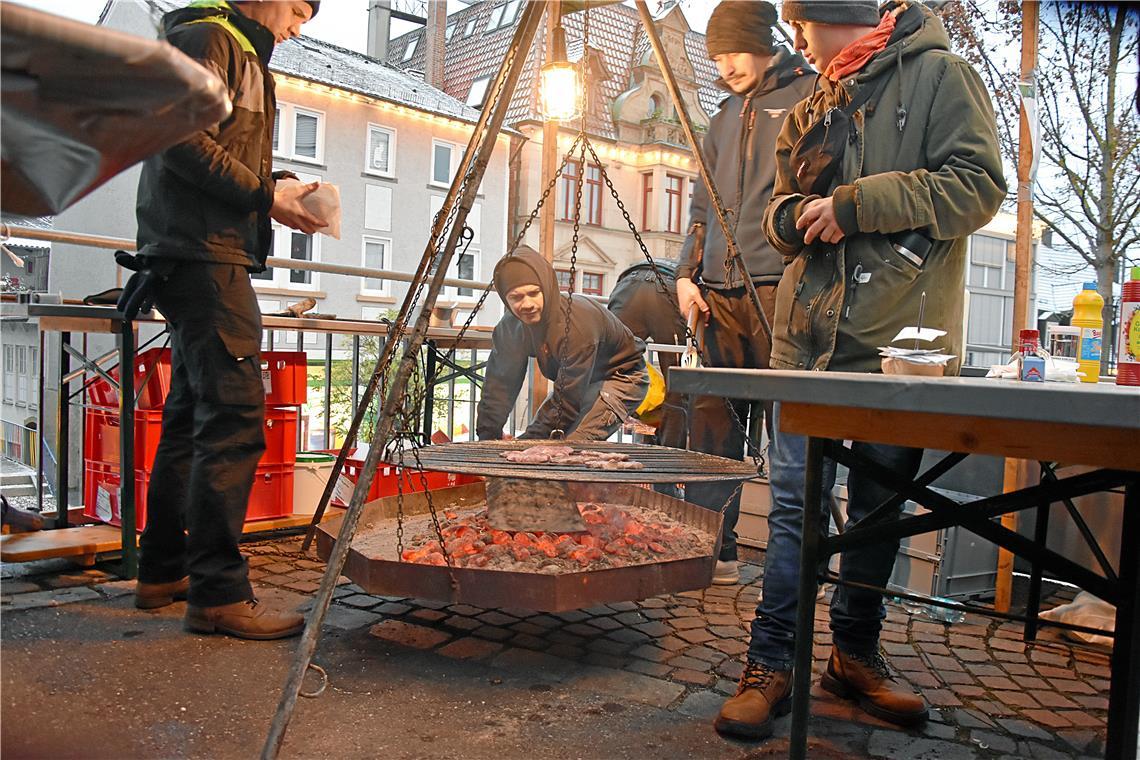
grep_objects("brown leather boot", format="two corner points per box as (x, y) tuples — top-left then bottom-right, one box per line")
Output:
(135, 576), (190, 610)
(714, 660), (793, 740)
(820, 646), (928, 726)
(185, 598), (304, 640)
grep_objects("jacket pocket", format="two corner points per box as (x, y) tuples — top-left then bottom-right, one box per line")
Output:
(876, 238), (924, 281)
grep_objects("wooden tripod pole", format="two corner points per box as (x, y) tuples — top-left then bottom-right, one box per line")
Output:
(996, 0), (1040, 614)
(260, 4), (545, 756)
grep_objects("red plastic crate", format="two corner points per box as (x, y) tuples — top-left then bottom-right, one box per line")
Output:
(326, 450), (481, 506)
(260, 352), (307, 406)
(86, 348), (172, 410)
(83, 460), (294, 530)
(84, 406), (298, 470)
(86, 348), (306, 409)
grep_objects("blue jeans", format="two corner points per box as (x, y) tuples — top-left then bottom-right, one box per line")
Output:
(748, 403), (923, 669)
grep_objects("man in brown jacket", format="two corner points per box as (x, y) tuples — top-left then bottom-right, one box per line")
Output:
(715, 0), (1005, 740)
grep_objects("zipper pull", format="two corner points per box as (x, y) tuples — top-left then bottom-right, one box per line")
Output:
(823, 109), (832, 128)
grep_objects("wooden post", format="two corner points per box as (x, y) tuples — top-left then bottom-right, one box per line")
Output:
(529, 0), (561, 426)
(996, 0), (1040, 613)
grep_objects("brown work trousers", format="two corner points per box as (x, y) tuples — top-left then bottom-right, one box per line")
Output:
(687, 284), (777, 561)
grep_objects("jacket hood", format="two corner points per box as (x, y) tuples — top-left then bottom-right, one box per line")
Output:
(858, 2), (949, 82)
(715, 46), (813, 95)
(493, 246), (561, 328)
(163, 1), (276, 62)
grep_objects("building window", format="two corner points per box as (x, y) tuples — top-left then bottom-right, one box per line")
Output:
(555, 269), (574, 293)
(402, 34), (419, 62)
(3, 345), (14, 404)
(431, 140), (456, 186)
(365, 125), (396, 177)
(292, 108), (323, 163)
(581, 272), (603, 296)
(969, 234), (1007, 290)
(464, 18), (476, 36)
(467, 76), (491, 108)
(641, 172), (653, 231)
(666, 173), (684, 234)
(559, 160), (602, 225)
(585, 164), (603, 225)
(445, 24), (456, 41)
(255, 220), (322, 290)
(454, 248), (478, 298)
(362, 237), (391, 295)
(272, 105), (281, 154)
(486, 3), (506, 29)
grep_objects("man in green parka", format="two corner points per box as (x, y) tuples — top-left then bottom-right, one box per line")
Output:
(714, 0), (1005, 741)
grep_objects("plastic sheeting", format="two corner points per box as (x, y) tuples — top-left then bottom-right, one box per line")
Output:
(1, 3), (230, 216)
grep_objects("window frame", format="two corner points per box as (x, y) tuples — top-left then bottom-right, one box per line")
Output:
(361, 235), (393, 297)
(402, 34), (420, 62)
(584, 164), (603, 226)
(430, 139), (458, 188)
(466, 76), (492, 108)
(364, 123), (397, 178)
(580, 271), (604, 297)
(289, 105), (326, 165)
(253, 221), (323, 291)
(641, 172), (653, 231)
(665, 173), (684, 234)
(555, 268), (575, 293)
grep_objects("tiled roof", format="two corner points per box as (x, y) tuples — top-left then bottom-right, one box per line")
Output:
(144, 0), (483, 124)
(389, 1), (727, 138)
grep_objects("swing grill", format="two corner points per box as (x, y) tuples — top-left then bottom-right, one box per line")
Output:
(314, 480), (725, 611)
(396, 440), (756, 483)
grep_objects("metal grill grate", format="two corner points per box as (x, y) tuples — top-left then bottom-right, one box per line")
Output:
(388, 440), (757, 483)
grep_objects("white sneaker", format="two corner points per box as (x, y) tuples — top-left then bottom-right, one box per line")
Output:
(712, 559), (740, 585)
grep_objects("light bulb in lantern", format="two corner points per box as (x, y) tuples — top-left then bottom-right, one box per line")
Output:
(539, 24), (582, 122)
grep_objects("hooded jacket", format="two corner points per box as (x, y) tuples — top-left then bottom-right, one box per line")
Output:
(476, 248), (646, 440)
(676, 47), (815, 288)
(135, 1), (279, 270)
(763, 3), (1005, 373)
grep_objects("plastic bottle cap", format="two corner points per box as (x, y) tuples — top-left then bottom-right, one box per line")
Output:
(1083, 282), (1097, 290)
(1132, 266), (1140, 280)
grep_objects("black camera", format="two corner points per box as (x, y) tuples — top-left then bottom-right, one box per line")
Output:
(889, 230), (933, 269)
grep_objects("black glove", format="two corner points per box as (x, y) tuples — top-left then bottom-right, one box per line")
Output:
(114, 251), (172, 321)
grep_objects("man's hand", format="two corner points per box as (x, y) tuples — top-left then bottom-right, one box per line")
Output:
(797, 197), (845, 245)
(270, 180), (324, 234)
(676, 277), (709, 323)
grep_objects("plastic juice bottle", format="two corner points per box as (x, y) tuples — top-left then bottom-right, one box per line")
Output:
(1073, 282), (1104, 383)
(1118, 266), (1140, 387)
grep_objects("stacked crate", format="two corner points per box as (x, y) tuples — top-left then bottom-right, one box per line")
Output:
(83, 348), (307, 530)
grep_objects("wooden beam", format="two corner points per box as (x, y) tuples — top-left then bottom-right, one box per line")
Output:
(997, 0), (1040, 614)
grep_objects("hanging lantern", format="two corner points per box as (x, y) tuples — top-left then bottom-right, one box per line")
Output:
(539, 24), (582, 122)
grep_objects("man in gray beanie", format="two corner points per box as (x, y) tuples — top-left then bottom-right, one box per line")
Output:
(715, 0), (1005, 741)
(676, 1), (813, 587)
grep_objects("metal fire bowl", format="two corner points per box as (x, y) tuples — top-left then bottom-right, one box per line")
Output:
(393, 440), (757, 483)
(315, 480), (725, 612)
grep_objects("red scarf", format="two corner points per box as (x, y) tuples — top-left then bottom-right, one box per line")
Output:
(823, 8), (898, 82)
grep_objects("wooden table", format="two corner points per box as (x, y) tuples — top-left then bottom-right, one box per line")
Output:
(670, 368), (1140, 760)
(14, 303), (492, 576)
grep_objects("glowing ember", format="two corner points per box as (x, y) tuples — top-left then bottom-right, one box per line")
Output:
(395, 502), (712, 573)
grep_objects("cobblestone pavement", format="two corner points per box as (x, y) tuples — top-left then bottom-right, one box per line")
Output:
(1, 534), (1112, 759)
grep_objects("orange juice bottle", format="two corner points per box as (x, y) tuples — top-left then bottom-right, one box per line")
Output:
(1073, 282), (1104, 383)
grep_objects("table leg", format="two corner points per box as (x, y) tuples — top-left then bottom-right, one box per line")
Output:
(423, 341), (437, 443)
(118, 319), (138, 578)
(55, 332), (71, 529)
(1105, 476), (1140, 760)
(789, 435), (826, 760)
(1024, 463), (1050, 642)
(37, 330), (45, 515)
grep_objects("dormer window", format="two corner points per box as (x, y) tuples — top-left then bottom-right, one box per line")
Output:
(402, 34), (419, 62)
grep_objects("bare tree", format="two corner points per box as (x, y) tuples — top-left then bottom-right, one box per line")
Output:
(937, 1), (1140, 371)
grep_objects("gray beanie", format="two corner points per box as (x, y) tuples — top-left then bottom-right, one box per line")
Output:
(781, 1), (880, 27)
(705, 1), (778, 58)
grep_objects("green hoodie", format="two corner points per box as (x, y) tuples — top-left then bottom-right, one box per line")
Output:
(763, 3), (1006, 374)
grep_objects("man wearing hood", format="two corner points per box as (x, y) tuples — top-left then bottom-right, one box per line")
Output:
(715, 1), (1005, 741)
(676, 1), (814, 586)
(476, 248), (648, 441)
(130, 1), (324, 640)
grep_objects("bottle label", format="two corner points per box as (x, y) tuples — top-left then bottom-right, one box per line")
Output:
(1121, 302), (1140, 364)
(1080, 327), (1102, 362)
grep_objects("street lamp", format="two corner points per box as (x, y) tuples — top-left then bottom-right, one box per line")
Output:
(539, 23), (582, 122)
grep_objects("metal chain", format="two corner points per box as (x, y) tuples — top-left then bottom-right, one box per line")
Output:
(582, 139), (763, 470)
